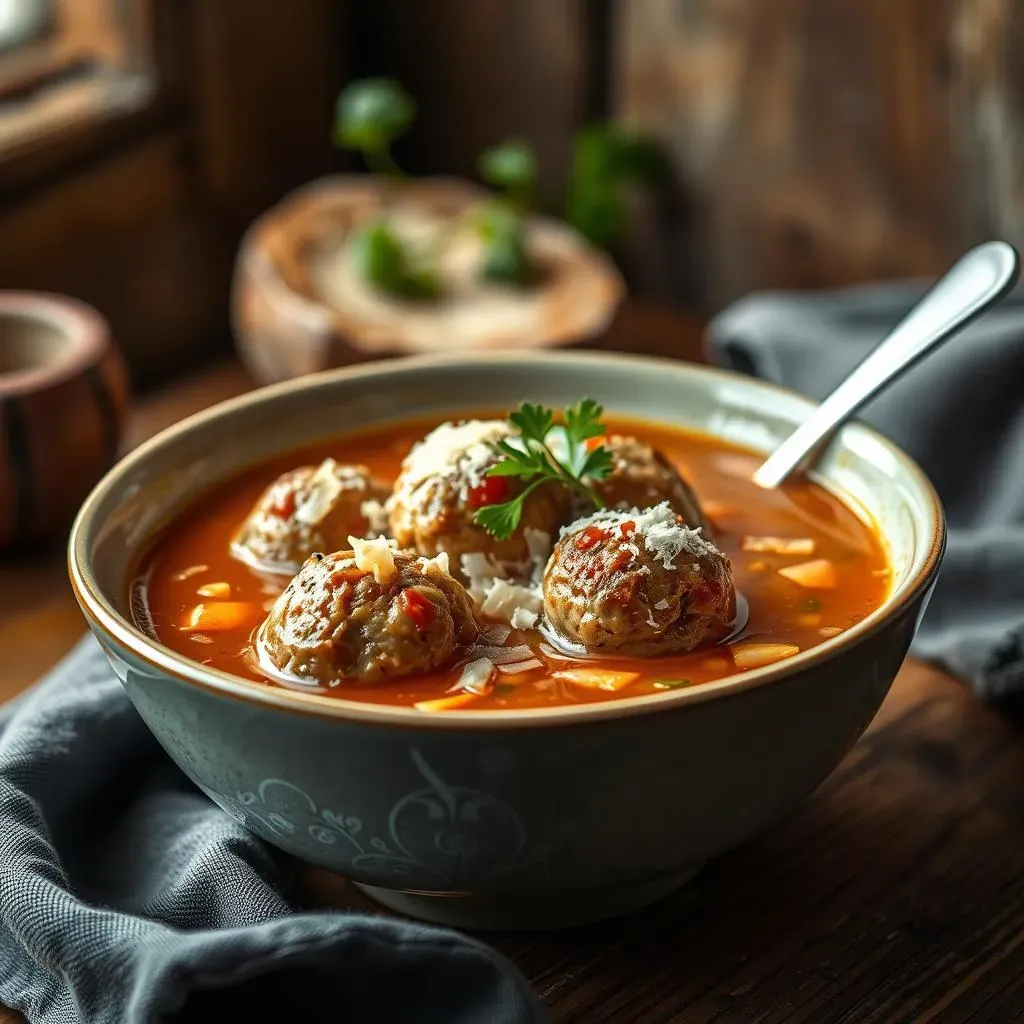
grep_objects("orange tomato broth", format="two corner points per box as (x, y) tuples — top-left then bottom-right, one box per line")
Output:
(132, 413), (889, 710)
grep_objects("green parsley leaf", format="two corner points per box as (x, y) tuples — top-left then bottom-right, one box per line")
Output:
(471, 399), (612, 540)
(564, 398), (606, 441)
(487, 456), (541, 479)
(580, 445), (614, 481)
(509, 402), (554, 445)
(472, 494), (528, 540)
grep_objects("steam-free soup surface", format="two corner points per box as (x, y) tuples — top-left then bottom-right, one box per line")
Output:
(134, 414), (888, 709)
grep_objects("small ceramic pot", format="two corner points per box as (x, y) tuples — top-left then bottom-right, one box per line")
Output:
(0, 293), (128, 550)
(231, 175), (625, 384)
(69, 353), (944, 931)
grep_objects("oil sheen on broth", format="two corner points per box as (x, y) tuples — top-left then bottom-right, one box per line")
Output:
(133, 414), (889, 710)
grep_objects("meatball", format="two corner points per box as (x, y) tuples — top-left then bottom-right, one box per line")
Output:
(232, 458), (391, 573)
(258, 543), (478, 685)
(591, 435), (708, 531)
(387, 420), (567, 582)
(543, 502), (735, 656)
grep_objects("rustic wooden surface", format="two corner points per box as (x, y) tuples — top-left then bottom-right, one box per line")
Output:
(2, 304), (1021, 1023)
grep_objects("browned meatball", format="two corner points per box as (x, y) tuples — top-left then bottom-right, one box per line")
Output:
(591, 435), (708, 531)
(257, 543), (477, 685)
(543, 503), (735, 656)
(387, 420), (567, 583)
(232, 459), (391, 573)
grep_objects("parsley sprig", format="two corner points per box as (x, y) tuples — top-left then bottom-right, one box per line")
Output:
(472, 399), (614, 540)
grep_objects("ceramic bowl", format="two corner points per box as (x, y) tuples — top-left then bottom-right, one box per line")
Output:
(68, 353), (944, 930)
(0, 292), (127, 551)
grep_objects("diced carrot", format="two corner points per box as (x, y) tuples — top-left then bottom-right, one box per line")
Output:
(180, 602), (261, 633)
(732, 643), (801, 669)
(196, 582), (231, 599)
(414, 691), (485, 712)
(553, 669), (640, 691)
(742, 536), (815, 556)
(795, 612), (822, 628)
(819, 626), (843, 638)
(778, 559), (838, 589)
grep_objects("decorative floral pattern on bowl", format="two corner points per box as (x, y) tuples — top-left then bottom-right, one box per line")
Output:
(223, 749), (527, 889)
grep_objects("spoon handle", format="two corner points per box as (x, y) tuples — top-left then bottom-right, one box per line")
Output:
(753, 240), (1020, 489)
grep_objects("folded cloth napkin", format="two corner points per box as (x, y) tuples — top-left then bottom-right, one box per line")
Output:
(0, 636), (546, 1024)
(707, 281), (1024, 708)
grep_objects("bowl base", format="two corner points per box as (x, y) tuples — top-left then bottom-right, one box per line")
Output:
(354, 863), (705, 932)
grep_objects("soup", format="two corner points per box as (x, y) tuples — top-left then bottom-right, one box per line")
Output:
(132, 409), (888, 710)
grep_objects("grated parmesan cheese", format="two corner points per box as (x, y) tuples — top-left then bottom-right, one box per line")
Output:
(561, 501), (719, 570)
(294, 459), (345, 525)
(498, 657), (543, 675)
(480, 578), (544, 624)
(397, 420), (511, 489)
(417, 550), (451, 577)
(348, 534), (398, 586)
(510, 606), (539, 629)
(524, 527), (552, 582)
(455, 657), (495, 694)
(465, 643), (533, 665)
(360, 498), (390, 536)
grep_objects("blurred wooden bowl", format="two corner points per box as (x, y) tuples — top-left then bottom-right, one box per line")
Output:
(0, 293), (128, 551)
(231, 175), (625, 385)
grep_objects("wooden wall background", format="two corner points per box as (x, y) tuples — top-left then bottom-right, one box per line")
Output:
(3, 0), (1020, 383)
(358, 0), (1022, 309)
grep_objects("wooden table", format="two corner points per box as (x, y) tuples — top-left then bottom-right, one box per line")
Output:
(3, 305), (1024, 1023)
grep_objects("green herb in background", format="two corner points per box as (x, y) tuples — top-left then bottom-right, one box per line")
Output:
(333, 77), (415, 177)
(351, 219), (439, 301)
(476, 138), (539, 287)
(476, 201), (534, 287)
(479, 138), (537, 209)
(334, 79), (440, 300)
(567, 123), (670, 249)
(331, 78), (670, 299)
(473, 399), (613, 540)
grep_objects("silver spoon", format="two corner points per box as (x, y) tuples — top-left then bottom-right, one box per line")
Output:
(753, 240), (1020, 489)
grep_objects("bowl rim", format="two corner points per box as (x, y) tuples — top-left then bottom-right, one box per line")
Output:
(0, 291), (110, 395)
(68, 350), (946, 731)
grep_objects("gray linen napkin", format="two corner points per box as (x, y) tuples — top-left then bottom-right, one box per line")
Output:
(0, 636), (546, 1024)
(707, 282), (1024, 707)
